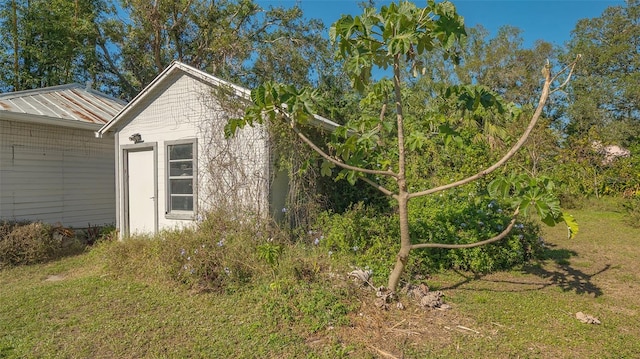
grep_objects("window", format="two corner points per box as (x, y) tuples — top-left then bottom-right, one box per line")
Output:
(166, 140), (196, 218)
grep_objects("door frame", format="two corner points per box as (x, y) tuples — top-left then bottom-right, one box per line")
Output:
(122, 142), (158, 237)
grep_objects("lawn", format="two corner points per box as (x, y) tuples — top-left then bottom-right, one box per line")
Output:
(1, 200), (638, 358)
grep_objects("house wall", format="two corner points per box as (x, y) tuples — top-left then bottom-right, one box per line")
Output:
(0, 119), (115, 227)
(114, 72), (271, 235)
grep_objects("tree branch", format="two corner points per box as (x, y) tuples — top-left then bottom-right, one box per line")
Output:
(289, 122), (398, 178)
(94, 25), (137, 97)
(550, 54), (581, 94)
(360, 176), (396, 197)
(408, 61), (555, 199)
(410, 208), (520, 250)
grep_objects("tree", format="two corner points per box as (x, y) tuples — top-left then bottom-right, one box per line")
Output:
(229, 1), (579, 293)
(453, 25), (565, 177)
(564, 0), (640, 146)
(456, 25), (560, 107)
(0, 0), (338, 101)
(103, 0), (333, 99)
(0, 0), (109, 92)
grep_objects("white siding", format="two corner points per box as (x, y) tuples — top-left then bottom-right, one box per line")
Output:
(0, 120), (115, 227)
(114, 72), (271, 234)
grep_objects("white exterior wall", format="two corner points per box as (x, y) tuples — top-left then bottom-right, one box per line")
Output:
(113, 72), (271, 235)
(0, 119), (115, 227)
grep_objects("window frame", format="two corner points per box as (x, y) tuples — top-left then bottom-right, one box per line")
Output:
(165, 139), (197, 220)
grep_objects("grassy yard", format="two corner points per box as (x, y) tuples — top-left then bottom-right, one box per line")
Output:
(1, 201), (639, 358)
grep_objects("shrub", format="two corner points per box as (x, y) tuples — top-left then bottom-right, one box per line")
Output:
(82, 223), (117, 245)
(0, 221), (62, 267)
(313, 186), (544, 284)
(312, 203), (399, 285)
(408, 186), (544, 273)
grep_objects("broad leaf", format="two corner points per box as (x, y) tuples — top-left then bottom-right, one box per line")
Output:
(321, 160), (335, 177)
(562, 213), (579, 239)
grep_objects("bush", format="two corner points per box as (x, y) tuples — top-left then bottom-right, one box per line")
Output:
(312, 203), (399, 285)
(0, 221), (63, 267)
(408, 186), (544, 273)
(312, 186), (544, 284)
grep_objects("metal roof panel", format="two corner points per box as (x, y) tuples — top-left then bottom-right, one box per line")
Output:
(0, 83), (126, 125)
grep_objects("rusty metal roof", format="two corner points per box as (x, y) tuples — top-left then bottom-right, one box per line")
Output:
(0, 83), (126, 128)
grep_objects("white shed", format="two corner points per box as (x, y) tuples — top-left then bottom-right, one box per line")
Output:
(98, 62), (338, 237)
(97, 62), (282, 236)
(0, 84), (126, 227)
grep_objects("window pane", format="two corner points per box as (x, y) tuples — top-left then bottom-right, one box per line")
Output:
(171, 196), (193, 211)
(170, 161), (193, 176)
(170, 179), (193, 194)
(169, 144), (193, 160)
(167, 141), (196, 214)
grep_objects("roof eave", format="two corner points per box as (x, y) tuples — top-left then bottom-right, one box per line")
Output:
(1, 111), (102, 131)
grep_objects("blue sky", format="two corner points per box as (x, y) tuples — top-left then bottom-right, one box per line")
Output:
(258, 0), (624, 48)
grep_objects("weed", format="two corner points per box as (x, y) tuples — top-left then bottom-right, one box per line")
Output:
(257, 243), (283, 267)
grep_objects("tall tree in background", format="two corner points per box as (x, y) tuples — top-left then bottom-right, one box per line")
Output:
(416, 24), (563, 176)
(457, 25), (558, 107)
(0, 0), (336, 100)
(109, 0), (333, 99)
(458, 26), (563, 177)
(0, 0), (110, 91)
(565, 0), (640, 146)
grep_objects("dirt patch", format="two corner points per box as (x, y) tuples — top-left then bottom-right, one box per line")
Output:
(323, 291), (480, 357)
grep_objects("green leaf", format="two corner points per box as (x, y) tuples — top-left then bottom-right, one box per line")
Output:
(540, 214), (557, 227)
(224, 120), (238, 138)
(406, 131), (427, 151)
(321, 160), (335, 177)
(562, 213), (579, 239)
(438, 124), (462, 147)
(346, 170), (358, 185)
(488, 178), (510, 199)
(251, 85), (266, 107)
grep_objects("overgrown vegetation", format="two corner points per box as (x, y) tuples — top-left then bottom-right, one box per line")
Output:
(622, 195), (640, 228)
(314, 185), (544, 286)
(230, 1), (580, 292)
(1, 202), (640, 357)
(0, 221), (59, 267)
(0, 221), (74, 267)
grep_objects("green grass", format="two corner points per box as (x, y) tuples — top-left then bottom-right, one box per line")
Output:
(0, 246), (353, 358)
(1, 201), (640, 358)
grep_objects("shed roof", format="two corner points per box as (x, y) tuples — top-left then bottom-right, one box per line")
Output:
(97, 61), (338, 136)
(0, 83), (126, 130)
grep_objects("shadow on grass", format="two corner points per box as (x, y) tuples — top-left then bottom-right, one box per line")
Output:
(521, 243), (609, 297)
(440, 243), (610, 297)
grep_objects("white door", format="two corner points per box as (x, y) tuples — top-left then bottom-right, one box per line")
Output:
(126, 149), (156, 235)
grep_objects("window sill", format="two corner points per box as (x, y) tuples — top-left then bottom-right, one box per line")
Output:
(165, 212), (195, 220)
